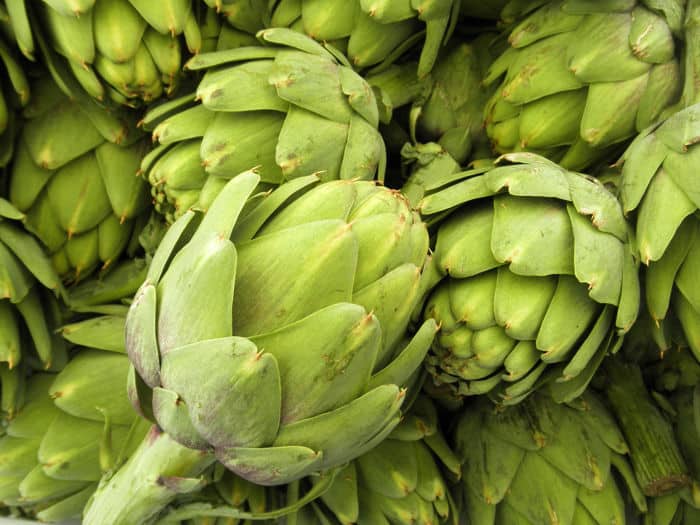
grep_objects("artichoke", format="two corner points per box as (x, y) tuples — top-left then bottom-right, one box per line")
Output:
(203, 0), (269, 35)
(141, 28), (387, 223)
(617, 102), (700, 361)
(286, 395), (460, 525)
(483, 1), (681, 170)
(210, 0), (460, 77)
(0, 5), (29, 167)
(408, 34), (496, 165)
(0, 309), (150, 522)
(454, 392), (646, 525)
(6, 0), (202, 106)
(0, 198), (66, 418)
(84, 171), (435, 524)
(405, 152), (639, 405)
(8, 79), (151, 282)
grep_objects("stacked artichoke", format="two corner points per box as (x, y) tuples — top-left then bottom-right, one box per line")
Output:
(8, 79), (150, 282)
(6, 0), (203, 106)
(1, 1), (700, 525)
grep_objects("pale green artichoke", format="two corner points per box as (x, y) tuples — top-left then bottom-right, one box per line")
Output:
(6, 0), (203, 105)
(455, 392), (646, 525)
(0, 5), (29, 167)
(141, 28), (387, 223)
(406, 152), (639, 405)
(483, 1), (681, 170)
(617, 102), (700, 361)
(284, 395), (460, 525)
(408, 33), (496, 165)
(0, 198), (66, 418)
(0, 310), (150, 522)
(208, 0), (459, 77)
(84, 171), (435, 524)
(8, 79), (151, 282)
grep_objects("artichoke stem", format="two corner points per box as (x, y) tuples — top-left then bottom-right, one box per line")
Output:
(83, 425), (216, 525)
(604, 358), (690, 496)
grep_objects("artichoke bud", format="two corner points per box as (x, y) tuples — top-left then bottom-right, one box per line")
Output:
(126, 173), (434, 485)
(8, 79), (150, 283)
(618, 103), (700, 361)
(142, 29), (389, 224)
(410, 152), (638, 405)
(483, 0), (681, 170)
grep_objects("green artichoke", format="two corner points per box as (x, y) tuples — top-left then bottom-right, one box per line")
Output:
(405, 152), (639, 405)
(408, 33), (496, 165)
(455, 392), (646, 525)
(0, 198), (66, 418)
(0, 5), (29, 167)
(285, 395), (460, 525)
(141, 28), (387, 223)
(483, 1), (681, 170)
(203, 0), (269, 35)
(210, 0), (459, 77)
(617, 102), (700, 361)
(6, 0), (202, 106)
(8, 79), (151, 282)
(84, 172), (435, 524)
(197, 6), (260, 54)
(0, 310), (150, 522)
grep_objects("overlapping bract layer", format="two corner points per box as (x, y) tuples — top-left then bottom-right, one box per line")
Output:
(0, 310), (149, 523)
(210, 0), (459, 77)
(8, 80), (150, 282)
(6, 0), (202, 105)
(141, 28), (387, 223)
(0, 198), (66, 419)
(408, 34), (495, 165)
(483, 0), (681, 170)
(407, 153), (639, 405)
(455, 393), (645, 525)
(290, 395), (460, 525)
(618, 103), (700, 361)
(126, 172), (435, 486)
(0, 8), (29, 167)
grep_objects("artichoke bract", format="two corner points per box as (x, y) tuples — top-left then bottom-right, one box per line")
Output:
(141, 28), (387, 223)
(0, 310), (150, 523)
(454, 392), (646, 525)
(8, 80), (151, 283)
(0, 198), (66, 418)
(617, 103), (700, 361)
(0, 9), (29, 167)
(483, 1), (681, 170)
(212, 0), (460, 77)
(288, 395), (460, 525)
(6, 0), (202, 106)
(407, 33), (496, 165)
(85, 171), (436, 524)
(406, 152), (639, 405)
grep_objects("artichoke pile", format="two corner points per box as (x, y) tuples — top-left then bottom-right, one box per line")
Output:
(1, 2), (700, 525)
